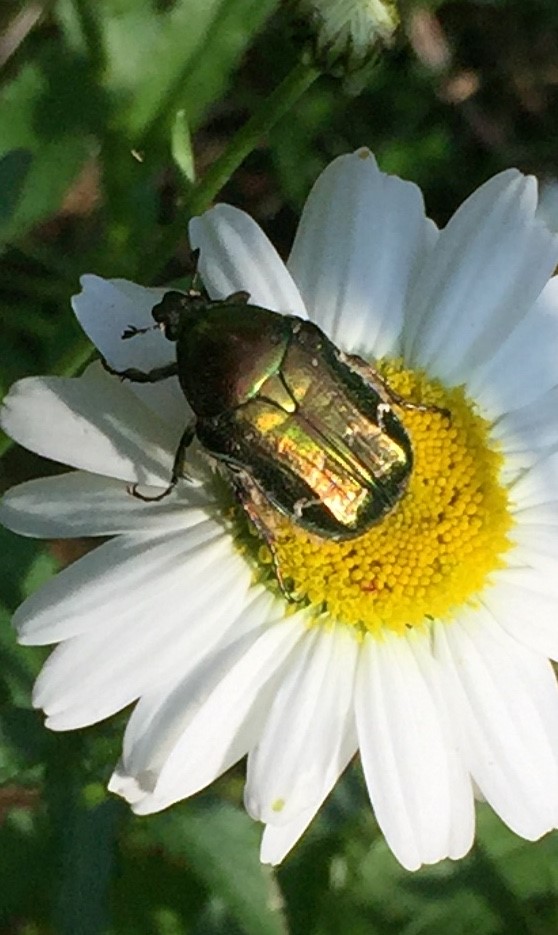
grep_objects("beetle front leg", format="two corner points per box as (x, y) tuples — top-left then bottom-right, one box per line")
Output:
(339, 351), (450, 419)
(101, 358), (178, 384)
(229, 470), (301, 602)
(129, 423), (196, 502)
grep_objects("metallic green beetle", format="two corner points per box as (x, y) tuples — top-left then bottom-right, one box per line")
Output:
(103, 283), (438, 571)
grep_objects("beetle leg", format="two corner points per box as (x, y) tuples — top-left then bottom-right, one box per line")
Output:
(339, 351), (450, 419)
(293, 495), (323, 519)
(129, 423), (196, 502)
(190, 248), (202, 291)
(121, 324), (158, 340)
(229, 469), (301, 603)
(101, 358), (178, 384)
(376, 401), (391, 430)
(223, 290), (251, 305)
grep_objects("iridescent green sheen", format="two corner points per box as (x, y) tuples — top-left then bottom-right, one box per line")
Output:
(154, 289), (413, 540)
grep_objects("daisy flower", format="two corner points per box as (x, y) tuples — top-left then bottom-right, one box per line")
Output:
(3, 148), (558, 872)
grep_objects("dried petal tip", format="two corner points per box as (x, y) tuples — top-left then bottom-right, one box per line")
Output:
(290, 0), (399, 85)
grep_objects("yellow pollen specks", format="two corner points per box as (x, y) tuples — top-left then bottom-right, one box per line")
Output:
(248, 359), (513, 636)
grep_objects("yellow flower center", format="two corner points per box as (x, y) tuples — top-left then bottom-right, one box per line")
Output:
(235, 360), (513, 635)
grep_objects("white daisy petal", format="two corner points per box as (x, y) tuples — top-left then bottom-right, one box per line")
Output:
(0, 471), (211, 539)
(404, 171), (558, 388)
(511, 523), (558, 577)
(72, 276), (186, 424)
(260, 713), (357, 866)
(127, 614), (309, 814)
(118, 588), (279, 780)
(467, 276), (558, 418)
(510, 449), (558, 512)
(15, 521), (221, 645)
(73, 276), (169, 369)
(434, 611), (558, 840)
(260, 808), (319, 867)
(189, 205), (306, 315)
(355, 629), (472, 871)
(491, 384), (558, 474)
(34, 530), (253, 729)
(287, 148), (433, 355)
(245, 624), (358, 826)
(108, 634), (264, 809)
(513, 502), (558, 528)
(482, 568), (558, 660)
(0, 364), (178, 485)
(409, 634), (476, 861)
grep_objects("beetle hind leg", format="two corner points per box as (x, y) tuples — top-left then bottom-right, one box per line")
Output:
(340, 351), (451, 419)
(229, 469), (302, 603)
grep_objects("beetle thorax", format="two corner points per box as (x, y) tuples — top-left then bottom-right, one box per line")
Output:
(176, 305), (294, 418)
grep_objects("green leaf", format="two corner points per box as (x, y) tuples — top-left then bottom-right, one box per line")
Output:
(0, 807), (49, 927)
(0, 706), (48, 783)
(0, 47), (103, 240)
(0, 150), (33, 226)
(57, 0), (279, 143)
(146, 801), (287, 935)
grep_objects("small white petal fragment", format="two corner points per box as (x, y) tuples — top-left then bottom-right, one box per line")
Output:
(0, 471), (211, 539)
(355, 630), (473, 871)
(245, 624), (358, 825)
(72, 276), (170, 370)
(434, 611), (558, 840)
(189, 205), (307, 315)
(288, 148), (433, 356)
(72, 276), (186, 424)
(405, 171), (558, 387)
(0, 364), (177, 485)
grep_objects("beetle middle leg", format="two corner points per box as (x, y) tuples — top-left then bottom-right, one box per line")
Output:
(129, 423), (196, 502)
(340, 351), (451, 419)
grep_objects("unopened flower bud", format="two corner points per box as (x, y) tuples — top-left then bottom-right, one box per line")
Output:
(289, 0), (399, 90)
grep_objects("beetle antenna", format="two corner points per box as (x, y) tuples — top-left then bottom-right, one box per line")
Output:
(122, 324), (160, 340)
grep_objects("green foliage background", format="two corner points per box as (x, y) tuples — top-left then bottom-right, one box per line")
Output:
(1, 1), (558, 932)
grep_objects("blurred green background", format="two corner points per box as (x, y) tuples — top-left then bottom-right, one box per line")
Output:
(2, 1), (558, 932)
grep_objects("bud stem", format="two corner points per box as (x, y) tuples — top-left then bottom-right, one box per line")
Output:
(186, 60), (321, 217)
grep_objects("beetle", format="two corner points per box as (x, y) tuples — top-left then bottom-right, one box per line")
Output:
(102, 273), (445, 589)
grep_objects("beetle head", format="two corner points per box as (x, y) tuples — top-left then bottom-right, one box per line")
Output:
(151, 289), (207, 342)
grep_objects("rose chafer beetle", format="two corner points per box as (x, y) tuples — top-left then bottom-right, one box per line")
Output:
(103, 271), (445, 588)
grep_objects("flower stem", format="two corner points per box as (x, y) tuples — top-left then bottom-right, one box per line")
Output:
(186, 59), (321, 216)
(73, 0), (107, 78)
